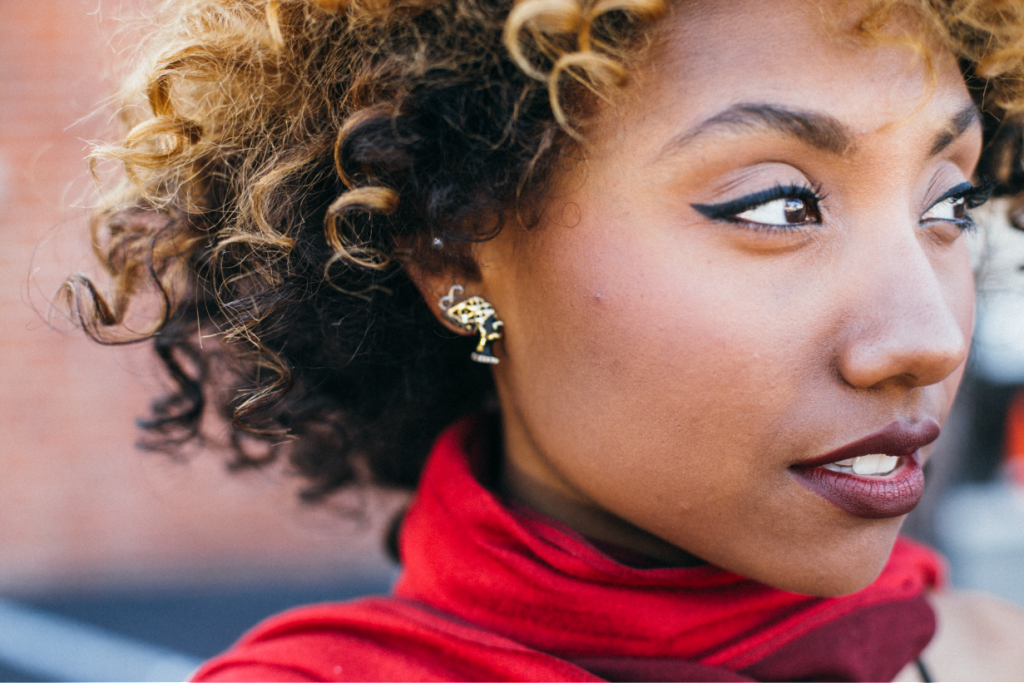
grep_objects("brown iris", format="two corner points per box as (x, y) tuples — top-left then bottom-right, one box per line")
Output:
(950, 196), (966, 220)
(784, 198), (817, 223)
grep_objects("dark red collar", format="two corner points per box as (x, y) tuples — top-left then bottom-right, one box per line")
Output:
(394, 416), (942, 681)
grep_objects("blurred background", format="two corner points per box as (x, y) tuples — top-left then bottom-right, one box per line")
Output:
(0, 1), (398, 680)
(1, 1), (1023, 681)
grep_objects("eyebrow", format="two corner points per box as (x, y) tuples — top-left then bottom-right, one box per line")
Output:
(661, 104), (853, 157)
(660, 102), (982, 159)
(928, 104), (981, 157)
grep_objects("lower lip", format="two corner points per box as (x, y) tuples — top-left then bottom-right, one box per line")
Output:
(790, 454), (924, 519)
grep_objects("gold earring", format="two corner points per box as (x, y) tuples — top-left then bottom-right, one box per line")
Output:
(438, 285), (504, 365)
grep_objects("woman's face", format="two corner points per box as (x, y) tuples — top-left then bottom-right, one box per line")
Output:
(473, 0), (981, 596)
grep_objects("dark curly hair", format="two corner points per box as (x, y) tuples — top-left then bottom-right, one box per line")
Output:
(65, 0), (1024, 503)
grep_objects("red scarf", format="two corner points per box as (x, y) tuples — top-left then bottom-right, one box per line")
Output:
(193, 417), (942, 682)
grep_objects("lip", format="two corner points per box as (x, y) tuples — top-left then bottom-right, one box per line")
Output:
(790, 420), (940, 519)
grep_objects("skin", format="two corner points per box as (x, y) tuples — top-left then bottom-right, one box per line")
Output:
(911, 591), (1024, 680)
(419, 0), (979, 598)
(410, 2), (1024, 675)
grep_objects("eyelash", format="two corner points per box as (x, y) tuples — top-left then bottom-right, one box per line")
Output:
(923, 178), (995, 234)
(690, 178), (996, 233)
(691, 184), (826, 230)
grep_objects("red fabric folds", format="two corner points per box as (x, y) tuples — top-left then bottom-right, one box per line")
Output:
(193, 416), (943, 682)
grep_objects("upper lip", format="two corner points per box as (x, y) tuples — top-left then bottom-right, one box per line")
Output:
(795, 420), (941, 469)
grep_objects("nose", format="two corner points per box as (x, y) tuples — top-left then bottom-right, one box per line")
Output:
(836, 232), (972, 390)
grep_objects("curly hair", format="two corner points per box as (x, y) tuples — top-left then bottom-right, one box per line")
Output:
(65, 0), (1024, 503)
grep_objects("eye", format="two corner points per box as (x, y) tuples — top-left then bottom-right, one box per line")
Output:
(921, 195), (966, 222)
(920, 179), (994, 231)
(691, 183), (826, 230)
(735, 197), (816, 226)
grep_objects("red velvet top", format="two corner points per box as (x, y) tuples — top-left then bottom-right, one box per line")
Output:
(193, 417), (943, 682)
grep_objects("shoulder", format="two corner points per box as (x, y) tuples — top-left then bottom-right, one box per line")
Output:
(916, 589), (1024, 681)
(190, 596), (599, 682)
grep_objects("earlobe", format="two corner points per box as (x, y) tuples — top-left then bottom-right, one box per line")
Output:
(403, 260), (506, 365)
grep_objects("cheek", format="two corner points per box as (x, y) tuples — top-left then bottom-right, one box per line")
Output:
(953, 245), (976, 338)
(939, 243), (976, 403)
(499, 212), (816, 506)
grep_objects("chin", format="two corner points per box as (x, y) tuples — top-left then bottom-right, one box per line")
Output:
(731, 516), (906, 597)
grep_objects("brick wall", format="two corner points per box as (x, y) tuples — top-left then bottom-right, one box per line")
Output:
(0, 0), (395, 593)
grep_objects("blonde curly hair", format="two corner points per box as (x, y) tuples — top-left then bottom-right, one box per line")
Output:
(66, 0), (1024, 500)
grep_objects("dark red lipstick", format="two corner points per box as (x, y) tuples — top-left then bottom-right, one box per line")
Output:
(790, 420), (940, 519)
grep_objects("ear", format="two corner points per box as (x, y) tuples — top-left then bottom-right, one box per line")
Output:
(404, 260), (475, 336)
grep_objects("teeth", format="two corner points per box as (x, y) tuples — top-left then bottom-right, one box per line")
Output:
(822, 454), (900, 476)
(852, 454), (881, 475)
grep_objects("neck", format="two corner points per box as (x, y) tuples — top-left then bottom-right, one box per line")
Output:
(498, 412), (704, 568)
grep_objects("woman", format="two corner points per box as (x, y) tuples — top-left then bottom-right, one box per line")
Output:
(70, 0), (1024, 679)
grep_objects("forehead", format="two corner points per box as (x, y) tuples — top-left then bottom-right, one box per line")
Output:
(620, 0), (972, 140)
